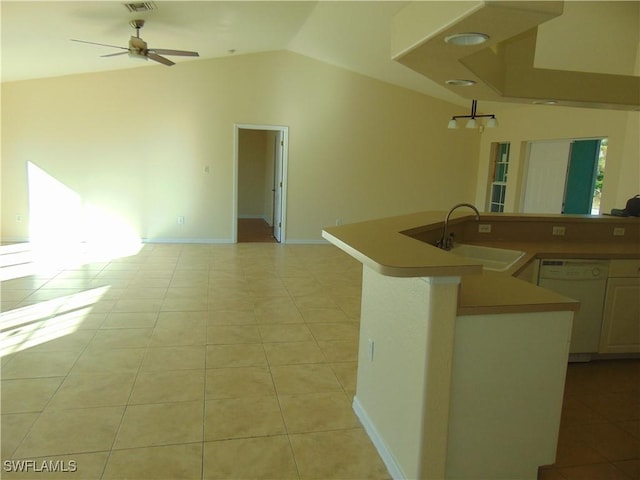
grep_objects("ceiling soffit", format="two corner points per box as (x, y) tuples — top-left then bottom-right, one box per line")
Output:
(393, 1), (640, 111)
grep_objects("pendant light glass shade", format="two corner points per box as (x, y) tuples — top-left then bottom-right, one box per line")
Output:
(447, 100), (498, 130)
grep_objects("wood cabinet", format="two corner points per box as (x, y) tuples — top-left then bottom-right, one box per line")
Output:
(599, 260), (640, 354)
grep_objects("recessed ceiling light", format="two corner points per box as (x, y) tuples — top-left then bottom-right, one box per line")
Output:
(532, 100), (559, 105)
(445, 79), (476, 87)
(444, 32), (489, 46)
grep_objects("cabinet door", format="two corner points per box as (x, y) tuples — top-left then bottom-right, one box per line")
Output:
(599, 278), (640, 353)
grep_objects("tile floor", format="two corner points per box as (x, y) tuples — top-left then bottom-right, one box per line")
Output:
(1, 242), (638, 479)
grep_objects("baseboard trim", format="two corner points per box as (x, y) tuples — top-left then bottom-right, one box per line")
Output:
(141, 238), (234, 244)
(284, 238), (330, 245)
(352, 396), (405, 480)
(2, 237), (331, 246)
(1, 237), (30, 244)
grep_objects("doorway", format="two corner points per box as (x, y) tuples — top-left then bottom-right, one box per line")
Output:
(521, 138), (607, 215)
(233, 124), (288, 243)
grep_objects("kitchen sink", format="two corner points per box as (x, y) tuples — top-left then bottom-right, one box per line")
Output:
(450, 244), (525, 272)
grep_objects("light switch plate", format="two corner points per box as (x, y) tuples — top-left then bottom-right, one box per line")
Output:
(552, 226), (565, 236)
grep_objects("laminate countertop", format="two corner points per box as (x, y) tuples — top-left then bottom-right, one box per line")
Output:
(322, 211), (640, 316)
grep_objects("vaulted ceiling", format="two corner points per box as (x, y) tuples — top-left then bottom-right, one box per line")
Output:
(2, 1), (638, 110)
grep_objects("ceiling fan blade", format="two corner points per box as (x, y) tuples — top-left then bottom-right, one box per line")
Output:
(146, 52), (175, 66)
(101, 51), (129, 58)
(149, 48), (199, 57)
(71, 39), (128, 50)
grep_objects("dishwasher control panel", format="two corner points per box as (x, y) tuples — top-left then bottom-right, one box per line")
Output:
(540, 260), (609, 280)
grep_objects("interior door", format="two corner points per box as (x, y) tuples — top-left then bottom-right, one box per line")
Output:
(564, 140), (600, 214)
(523, 140), (571, 213)
(272, 131), (283, 243)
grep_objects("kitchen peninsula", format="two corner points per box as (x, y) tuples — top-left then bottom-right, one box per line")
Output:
(322, 210), (639, 480)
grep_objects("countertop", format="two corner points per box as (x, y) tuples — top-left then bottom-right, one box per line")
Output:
(322, 211), (640, 316)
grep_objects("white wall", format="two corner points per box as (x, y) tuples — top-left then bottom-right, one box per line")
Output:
(1, 50), (481, 243)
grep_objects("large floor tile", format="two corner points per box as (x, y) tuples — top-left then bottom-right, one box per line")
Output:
(1, 377), (64, 413)
(140, 345), (206, 372)
(316, 339), (359, 363)
(307, 323), (359, 342)
(299, 307), (350, 323)
(129, 370), (205, 404)
(111, 298), (163, 313)
(205, 367), (275, 399)
(205, 395), (285, 441)
(14, 406), (124, 458)
(206, 344), (267, 368)
(114, 401), (203, 449)
(89, 328), (153, 349)
(46, 372), (136, 410)
(103, 443), (202, 480)
(203, 435), (298, 480)
(263, 341), (327, 366)
(278, 391), (361, 433)
(155, 310), (208, 328)
(70, 347), (145, 375)
(557, 462), (633, 480)
(1, 350), (80, 379)
(208, 309), (256, 326)
(289, 428), (390, 480)
(207, 325), (261, 345)
(101, 312), (158, 329)
(150, 323), (207, 347)
(258, 324), (314, 343)
(271, 364), (343, 395)
(563, 421), (640, 462)
(1, 413), (39, 459)
(329, 362), (358, 394)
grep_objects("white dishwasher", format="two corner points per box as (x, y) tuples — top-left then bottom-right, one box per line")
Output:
(538, 259), (609, 360)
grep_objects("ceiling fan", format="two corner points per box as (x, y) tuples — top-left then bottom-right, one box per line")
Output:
(72, 19), (199, 66)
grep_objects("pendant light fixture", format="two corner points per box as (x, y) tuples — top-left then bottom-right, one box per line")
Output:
(447, 99), (498, 129)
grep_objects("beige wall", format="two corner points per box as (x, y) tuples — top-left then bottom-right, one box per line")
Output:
(1, 50), (480, 243)
(475, 104), (640, 214)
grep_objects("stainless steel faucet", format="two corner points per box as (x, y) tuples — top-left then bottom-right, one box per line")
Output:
(436, 203), (480, 250)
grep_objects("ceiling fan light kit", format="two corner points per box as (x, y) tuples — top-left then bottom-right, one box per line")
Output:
(72, 19), (199, 67)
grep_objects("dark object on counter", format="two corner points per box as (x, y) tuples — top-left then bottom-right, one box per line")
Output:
(625, 195), (640, 216)
(609, 195), (640, 217)
(610, 209), (629, 217)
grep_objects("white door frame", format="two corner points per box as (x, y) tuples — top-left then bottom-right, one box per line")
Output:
(232, 124), (289, 243)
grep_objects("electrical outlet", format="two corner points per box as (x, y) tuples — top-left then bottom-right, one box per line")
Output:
(552, 226), (565, 236)
(177, 216), (185, 225)
(335, 218), (342, 226)
(367, 339), (375, 362)
(15, 214), (22, 223)
(613, 227), (625, 236)
(203, 165), (210, 174)
(478, 224), (492, 233)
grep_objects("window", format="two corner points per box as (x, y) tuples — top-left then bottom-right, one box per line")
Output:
(488, 143), (510, 212)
